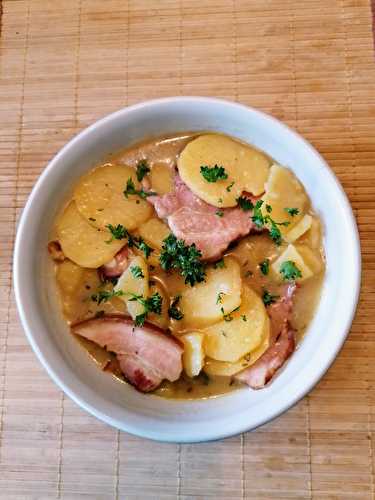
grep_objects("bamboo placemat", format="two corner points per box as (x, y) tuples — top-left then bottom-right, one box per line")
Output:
(1, 0), (374, 498)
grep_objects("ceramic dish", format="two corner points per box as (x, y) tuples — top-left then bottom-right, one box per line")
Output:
(14, 97), (361, 442)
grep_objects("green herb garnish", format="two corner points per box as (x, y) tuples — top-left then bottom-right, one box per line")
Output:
(259, 259), (270, 275)
(130, 265), (144, 279)
(222, 305), (240, 322)
(160, 234), (206, 286)
(200, 165), (228, 183)
(262, 290), (279, 306)
(226, 181), (235, 192)
(136, 159), (150, 181)
(251, 200), (290, 245)
(215, 210), (224, 217)
(241, 314), (247, 322)
(216, 292), (225, 304)
(236, 196), (254, 212)
(123, 178), (156, 199)
(168, 295), (184, 320)
(128, 292), (163, 327)
(284, 207), (299, 216)
(214, 259), (225, 269)
(105, 223), (129, 244)
(91, 289), (125, 304)
(137, 237), (153, 259)
(279, 260), (302, 281)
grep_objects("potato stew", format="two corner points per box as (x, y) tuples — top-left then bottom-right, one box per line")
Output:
(49, 132), (325, 399)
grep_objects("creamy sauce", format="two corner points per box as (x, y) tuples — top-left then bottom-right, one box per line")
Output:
(52, 132), (325, 400)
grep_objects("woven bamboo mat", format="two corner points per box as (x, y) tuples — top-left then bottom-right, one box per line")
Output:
(1, 0), (375, 498)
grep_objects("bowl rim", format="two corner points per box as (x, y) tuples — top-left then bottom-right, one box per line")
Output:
(13, 96), (361, 442)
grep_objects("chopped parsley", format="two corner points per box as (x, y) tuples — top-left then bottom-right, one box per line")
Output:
(216, 292), (225, 304)
(130, 265), (144, 279)
(137, 237), (153, 259)
(215, 210), (224, 217)
(91, 289), (125, 304)
(222, 305), (240, 322)
(105, 223), (129, 243)
(214, 259), (225, 269)
(259, 259), (270, 275)
(128, 292), (163, 327)
(236, 196), (254, 212)
(218, 198), (223, 204)
(159, 234), (206, 286)
(284, 207), (299, 216)
(279, 260), (302, 281)
(262, 290), (279, 306)
(251, 200), (290, 245)
(123, 178), (156, 199)
(136, 159), (150, 181)
(241, 314), (247, 322)
(226, 181), (235, 192)
(168, 295), (184, 320)
(200, 165), (228, 183)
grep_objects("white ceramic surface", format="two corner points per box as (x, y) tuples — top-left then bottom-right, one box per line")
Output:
(14, 97), (361, 443)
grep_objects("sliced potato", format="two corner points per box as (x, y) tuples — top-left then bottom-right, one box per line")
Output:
(150, 162), (174, 195)
(204, 286), (268, 362)
(301, 216), (321, 249)
(114, 255), (149, 320)
(204, 325), (270, 376)
(56, 260), (123, 322)
(178, 134), (270, 207)
(262, 164), (309, 234)
(56, 202), (124, 268)
(138, 218), (171, 251)
(295, 244), (324, 275)
(147, 281), (169, 329)
(181, 332), (205, 377)
(271, 244), (313, 283)
(179, 257), (241, 328)
(74, 164), (153, 230)
(284, 214), (312, 243)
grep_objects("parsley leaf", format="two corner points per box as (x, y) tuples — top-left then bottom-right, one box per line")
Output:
(251, 200), (290, 245)
(200, 165), (228, 183)
(226, 181), (235, 192)
(262, 290), (279, 306)
(123, 178), (156, 199)
(236, 196), (254, 212)
(128, 292), (163, 327)
(279, 260), (302, 281)
(137, 237), (153, 259)
(259, 259), (270, 275)
(160, 234), (206, 286)
(136, 159), (150, 182)
(214, 259), (225, 269)
(215, 210), (224, 217)
(168, 295), (184, 320)
(91, 289), (125, 304)
(222, 305), (240, 322)
(241, 314), (247, 322)
(130, 265), (144, 279)
(252, 200), (265, 228)
(284, 207), (299, 216)
(266, 204), (272, 213)
(216, 292), (225, 304)
(105, 223), (129, 243)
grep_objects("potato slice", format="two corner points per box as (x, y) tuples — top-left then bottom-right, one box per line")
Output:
(178, 134), (270, 207)
(295, 244), (324, 275)
(56, 260), (123, 322)
(56, 202), (124, 268)
(262, 164), (309, 234)
(181, 332), (205, 377)
(74, 164), (153, 230)
(204, 324), (270, 376)
(150, 162), (174, 195)
(147, 281), (169, 329)
(271, 244), (313, 283)
(179, 257), (241, 328)
(301, 216), (321, 250)
(284, 214), (312, 243)
(138, 218), (171, 251)
(114, 255), (149, 320)
(204, 286), (268, 362)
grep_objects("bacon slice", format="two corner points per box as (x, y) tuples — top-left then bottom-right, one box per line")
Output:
(148, 175), (255, 260)
(72, 315), (183, 392)
(235, 284), (297, 389)
(235, 324), (295, 389)
(99, 246), (131, 280)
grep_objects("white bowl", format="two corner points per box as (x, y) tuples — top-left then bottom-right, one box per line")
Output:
(14, 97), (361, 443)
